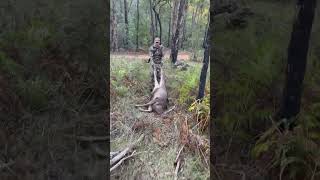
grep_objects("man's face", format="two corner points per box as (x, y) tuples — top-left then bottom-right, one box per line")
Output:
(154, 38), (160, 47)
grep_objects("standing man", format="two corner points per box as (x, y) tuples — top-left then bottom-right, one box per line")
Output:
(148, 37), (164, 92)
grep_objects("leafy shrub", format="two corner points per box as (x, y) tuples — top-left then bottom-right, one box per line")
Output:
(252, 115), (320, 180)
(188, 94), (210, 131)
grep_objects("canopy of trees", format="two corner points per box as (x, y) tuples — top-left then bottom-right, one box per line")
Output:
(110, 0), (209, 52)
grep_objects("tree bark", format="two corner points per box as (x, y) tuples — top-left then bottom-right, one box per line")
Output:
(180, 1), (188, 49)
(136, 0), (139, 51)
(276, 0), (317, 129)
(152, 7), (162, 42)
(197, 16), (210, 100)
(171, 0), (179, 38)
(170, 0), (186, 64)
(149, 0), (155, 41)
(167, 11), (171, 47)
(191, 3), (199, 60)
(111, 0), (118, 52)
(124, 0), (129, 48)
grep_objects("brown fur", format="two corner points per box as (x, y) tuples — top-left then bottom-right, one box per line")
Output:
(135, 67), (168, 114)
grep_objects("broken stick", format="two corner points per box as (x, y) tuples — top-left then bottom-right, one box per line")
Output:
(110, 134), (144, 166)
(110, 151), (141, 172)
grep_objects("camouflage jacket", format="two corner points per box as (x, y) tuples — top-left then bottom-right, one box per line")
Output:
(149, 45), (164, 65)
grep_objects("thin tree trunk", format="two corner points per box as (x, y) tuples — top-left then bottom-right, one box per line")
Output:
(197, 16), (210, 100)
(153, 2), (166, 44)
(276, 0), (317, 129)
(170, 0), (186, 64)
(153, 8), (162, 42)
(111, 0), (118, 52)
(149, 0), (155, 41)
(168, 12), (171, 47)
(136, 0), (139, 51)
(171, 0), (179, 38)
(191, 3), (199, 60)
(180, 5), (187, 49)
(124, 0), (129, 48)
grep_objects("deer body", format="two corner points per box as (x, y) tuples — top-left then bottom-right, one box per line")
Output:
(135, 67), (168, 114)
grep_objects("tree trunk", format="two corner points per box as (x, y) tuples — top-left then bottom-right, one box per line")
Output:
(276, 0), (317, 129)
(197, 16), (210, 100)
(180, 6), (187, 49)
(152, 7), (162, 43)
(136, 0), (139, 51)
(124, 0), (129, 48)
(111, 0), (118, 52)
(152, 1), (167, 44)
(170, 0), (186, 64)
(180, 1), (188, 49)
(171, 0), (179, 38)
(167, 12), (171, 47)
(149, 0), (155, 41)
(191, 3), (199, 60)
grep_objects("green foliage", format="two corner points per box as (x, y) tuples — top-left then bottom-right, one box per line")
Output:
(0, 51), (23, 77)
(111, 57), (150, 98)
(178, 69), (199, 104)
(0, 0), (107, 113)
(215, 1), (320, 178)
(112, 0), (209, 50)
(252, 117), (320, 180)
(188, 95), (210, 131)
(16, 77), (50, 111)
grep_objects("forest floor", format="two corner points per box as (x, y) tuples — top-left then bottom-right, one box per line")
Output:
(110, 52), (210, 180)
(111, 50), (192, 61)
(0, 102), (107, 180)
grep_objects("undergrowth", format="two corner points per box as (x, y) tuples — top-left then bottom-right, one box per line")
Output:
(214, 0), (320, 179)
(110, 54), (210, 179)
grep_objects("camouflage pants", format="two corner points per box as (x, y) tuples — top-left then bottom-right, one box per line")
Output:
(150, 63), (162, 92)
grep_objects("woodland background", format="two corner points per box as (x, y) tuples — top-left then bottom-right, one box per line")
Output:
(0, 1), (108, 179)
(213, 0), (320, 179)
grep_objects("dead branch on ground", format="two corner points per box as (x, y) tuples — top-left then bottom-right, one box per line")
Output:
(110, 134), (144, 171)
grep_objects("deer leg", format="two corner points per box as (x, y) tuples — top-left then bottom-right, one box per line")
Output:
(135, 99), (156, 107)
(138, 106), (152, 112)
(159, 68), (165, 87)
(154, 67), (159, 87)
(151, 87), (159, 95)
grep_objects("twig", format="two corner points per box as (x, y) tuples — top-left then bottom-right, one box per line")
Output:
(110, 134), (144, 166)
(175, 145), (184, 163)
(174, 145), (184, 180)
(162, 105), (176, 116)
(110, 151), (141, 172)
(174, 159), (181, 180)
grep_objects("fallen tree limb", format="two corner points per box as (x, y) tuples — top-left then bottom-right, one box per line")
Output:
(175, 145), (184, 163)
(161, 105), (176, 116)
(174, 159), (181, 180)
(110, 134), (144, 166)
(110, 151), (141, 172)
(174, 145), (184, 180)
(110, 151), (121, 158)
